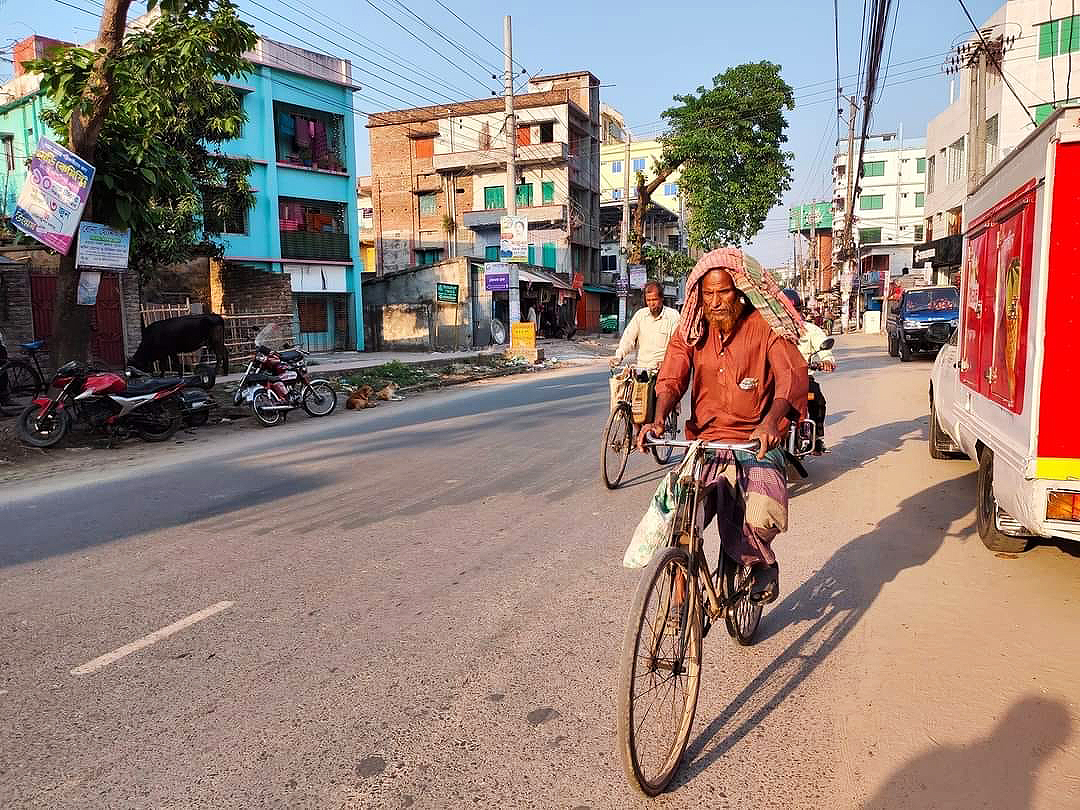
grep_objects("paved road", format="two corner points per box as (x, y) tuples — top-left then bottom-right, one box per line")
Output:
(2, 335), (1079, 809)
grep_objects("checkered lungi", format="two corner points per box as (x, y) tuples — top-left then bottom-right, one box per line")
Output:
(695, 448), (788, 567)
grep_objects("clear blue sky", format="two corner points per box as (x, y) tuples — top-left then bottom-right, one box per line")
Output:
(1, 0), (1004, 265)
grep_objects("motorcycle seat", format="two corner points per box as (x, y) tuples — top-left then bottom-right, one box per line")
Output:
(125, 377), (181, 395)
(277, 349), (303, 363)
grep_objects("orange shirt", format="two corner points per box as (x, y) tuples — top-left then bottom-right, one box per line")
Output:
(656, 309), (808, 441)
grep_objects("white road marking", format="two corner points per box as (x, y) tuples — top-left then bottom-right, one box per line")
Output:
(71, 601), (235, 676)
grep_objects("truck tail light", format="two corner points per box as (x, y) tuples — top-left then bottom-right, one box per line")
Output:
(1046, 491), (1080, 521)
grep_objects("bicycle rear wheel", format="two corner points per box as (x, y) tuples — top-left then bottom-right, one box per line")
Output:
(601, 405), (634, 489)
(722, 553), (763, 646)
(1, 359), (44, 410)
(617, 546), (702, 796)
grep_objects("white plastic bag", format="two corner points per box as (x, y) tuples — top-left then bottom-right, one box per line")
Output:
(622, 441), (700, 569)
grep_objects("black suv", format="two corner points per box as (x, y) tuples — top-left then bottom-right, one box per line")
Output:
(886, 286), (960, 362)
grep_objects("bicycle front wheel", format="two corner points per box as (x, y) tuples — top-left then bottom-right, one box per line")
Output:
(617, 546), (702, 796)
(601, 406), (634, 489)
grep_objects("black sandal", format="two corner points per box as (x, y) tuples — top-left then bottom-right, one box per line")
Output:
(749, 563), (779, 604)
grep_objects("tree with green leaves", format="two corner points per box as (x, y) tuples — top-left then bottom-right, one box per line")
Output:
(631, 62), (795, 264)
(641, 243), (695, 282)
(29, 0), (257, 365)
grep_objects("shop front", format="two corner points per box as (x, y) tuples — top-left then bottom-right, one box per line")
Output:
(912, 234), (963, 287)
(578, 283), (617, 333)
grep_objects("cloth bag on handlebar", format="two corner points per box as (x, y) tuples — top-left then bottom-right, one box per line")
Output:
(622, 441), (701, 569)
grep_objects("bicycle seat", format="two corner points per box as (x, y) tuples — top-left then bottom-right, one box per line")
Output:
(19, 340), (45, 351)
(125, 377), (181, 395)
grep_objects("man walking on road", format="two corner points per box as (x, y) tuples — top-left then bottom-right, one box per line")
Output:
(639, 248), (807, 603)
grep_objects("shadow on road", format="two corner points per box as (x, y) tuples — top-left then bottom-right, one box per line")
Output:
(860, 695), (1071, 809)
(789, 415), (930, 499)
(675, 470), (978, 790)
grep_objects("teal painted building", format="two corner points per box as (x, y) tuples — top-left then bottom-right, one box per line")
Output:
(0, 34), (365, 351)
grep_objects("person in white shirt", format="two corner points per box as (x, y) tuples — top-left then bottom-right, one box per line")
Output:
(608, 281), (680, 416)
(610, 282), (680, 371)
(783, 289), (836, 453)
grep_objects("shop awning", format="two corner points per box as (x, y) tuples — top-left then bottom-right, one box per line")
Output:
(518, 267), (574, 291)
(583, 283), (616, 295)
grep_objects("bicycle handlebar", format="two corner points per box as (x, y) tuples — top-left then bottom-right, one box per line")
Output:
(643, 434), (761, 453)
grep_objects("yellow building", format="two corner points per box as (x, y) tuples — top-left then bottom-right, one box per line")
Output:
(599, 138), (683, 215)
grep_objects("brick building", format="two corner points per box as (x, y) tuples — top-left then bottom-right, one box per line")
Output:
(367, 71), (601, 283)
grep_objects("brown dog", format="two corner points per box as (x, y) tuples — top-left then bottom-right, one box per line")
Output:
(345, 385), (377, 410)
(376, 383), (403, 401)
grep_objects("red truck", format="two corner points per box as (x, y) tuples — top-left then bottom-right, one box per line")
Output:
(930, 104), (1080, 553)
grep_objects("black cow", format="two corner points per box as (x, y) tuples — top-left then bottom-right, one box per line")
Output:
(129, 314), (229, 376)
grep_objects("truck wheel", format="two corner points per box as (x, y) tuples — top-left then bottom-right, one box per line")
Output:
(899, 338), (911, 362)
(888, 335), (899, 357)
(929, 399), (950, 460)
(976, 449), (1029, 553)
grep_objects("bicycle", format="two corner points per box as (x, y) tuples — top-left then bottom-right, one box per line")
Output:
(0, 332), (47, 413)
(601, 366), (679, 489)
(616, 436), (767, 796)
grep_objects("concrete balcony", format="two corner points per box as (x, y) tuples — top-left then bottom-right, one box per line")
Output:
(462, 204), (567, 229)
(432, 141), (568, 172)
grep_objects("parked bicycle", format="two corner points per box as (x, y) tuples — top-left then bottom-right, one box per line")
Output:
(0, 331), (46, 412)
(601, 365), (678, 489)
(616, 436), (766, 796)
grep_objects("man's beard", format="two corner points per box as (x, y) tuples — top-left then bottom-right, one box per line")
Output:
(705, 306), (740, 334)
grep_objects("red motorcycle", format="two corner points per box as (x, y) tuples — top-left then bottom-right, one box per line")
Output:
(17, 360), (186, 448)
(232, 324), (337, 427)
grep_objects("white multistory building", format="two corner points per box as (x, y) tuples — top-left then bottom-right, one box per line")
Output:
(921, 0), (1080, 283)
(832, 132), (927, 300)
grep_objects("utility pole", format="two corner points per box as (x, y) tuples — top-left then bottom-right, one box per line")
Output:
(841, 94), (858, 334)
(966, 42), (988, 194)
(618, 131), (631, 334)
(502, 15), (520, 327)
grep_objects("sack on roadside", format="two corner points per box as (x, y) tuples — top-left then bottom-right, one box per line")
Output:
(622, 441), (700, 569)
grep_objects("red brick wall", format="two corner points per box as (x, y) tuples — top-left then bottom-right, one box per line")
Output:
(210, 260), (292, 315)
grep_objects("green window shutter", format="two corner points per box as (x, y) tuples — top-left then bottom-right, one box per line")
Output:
(859, 227), (882, 244)
(862, 160), (885, 177)
(419, 192), (437, 215)
(484, 186), (505, 210)
(516, 183), (533, 208)
(542, 181), (555, 204)
(1063, 16), (1080, 54)
(916, 157), (926, 173)
(915, 192), (925, 207)
(1035, 103), (1053, 125)
(485, 245), (499, 260)
(542, 242), (556, 269)
(1040, 21), (1059, 58)
(860, 194), (884, 210)
(527, 244), (536, 265)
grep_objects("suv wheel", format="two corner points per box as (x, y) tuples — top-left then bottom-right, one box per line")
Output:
(976, 449), (1029, 553)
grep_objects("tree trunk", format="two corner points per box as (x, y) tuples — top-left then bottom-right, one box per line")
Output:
(629, 164), (678, 265)
(49, 0), (132, 365)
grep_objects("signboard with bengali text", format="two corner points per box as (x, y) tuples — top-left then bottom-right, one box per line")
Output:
(76, 222), (131, 270)
(12, 137), (95, 255)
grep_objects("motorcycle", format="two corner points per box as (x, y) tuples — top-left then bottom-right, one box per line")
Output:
(783, 338), (835, 478)
(17, 361), (187, 448)
(125, 364), (217, 428)
(232, 324), (338, 427)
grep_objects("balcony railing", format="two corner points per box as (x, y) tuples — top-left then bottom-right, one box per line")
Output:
(462, 204), (567, 229)
(280, 230), (351, 261)
(433, 141), (568, 172)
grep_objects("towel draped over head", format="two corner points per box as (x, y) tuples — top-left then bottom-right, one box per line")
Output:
(678, 247), (806, 345)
